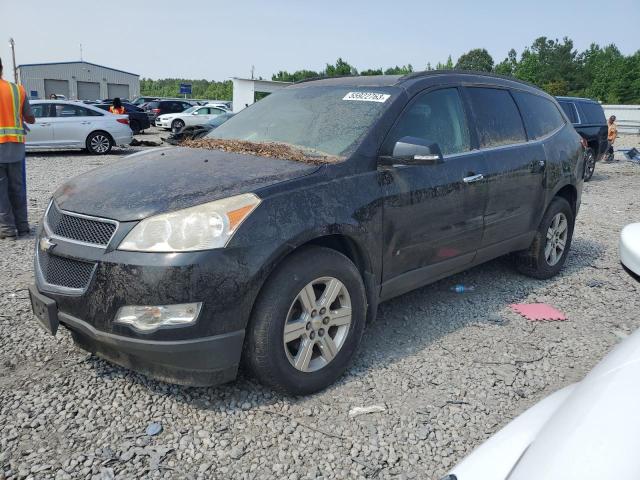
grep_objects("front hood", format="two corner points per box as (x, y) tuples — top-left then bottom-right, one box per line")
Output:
(53, 147), (319, 221)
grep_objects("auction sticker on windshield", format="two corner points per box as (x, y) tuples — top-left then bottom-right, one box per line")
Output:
(343, 92), (391, 102)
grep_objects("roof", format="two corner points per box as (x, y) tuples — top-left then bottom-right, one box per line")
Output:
(555, 95), (600, 104)
(293, 70), (541, 92)
(17, 61), (138, 77)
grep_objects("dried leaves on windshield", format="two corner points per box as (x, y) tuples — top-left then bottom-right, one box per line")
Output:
(180, 139), (342, 165)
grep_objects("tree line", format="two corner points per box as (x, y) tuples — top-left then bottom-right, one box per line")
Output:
(140, 36), (640, 104)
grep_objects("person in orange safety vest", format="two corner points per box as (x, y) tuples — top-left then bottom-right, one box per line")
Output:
(0, 57), (35, 240)
(109, 97), (126, 115)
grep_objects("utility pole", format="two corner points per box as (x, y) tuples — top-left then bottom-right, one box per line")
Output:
(9, 37), (18, 83)
(80, 43), (83, 61)
(251, 65), (255, 80)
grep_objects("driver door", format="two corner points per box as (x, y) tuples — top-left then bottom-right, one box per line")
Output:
(380, 87), (488, 298)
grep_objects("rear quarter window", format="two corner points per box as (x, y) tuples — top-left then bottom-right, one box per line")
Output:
(558, 101), (579, 124)
(466, 87), (526, 148)
(513, 91), (565, 140)
(579, 102), (606, 125)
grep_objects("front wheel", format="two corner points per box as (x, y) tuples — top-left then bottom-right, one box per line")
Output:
(171, 119), (185, 133)
(583, 148), (596, 181)
(245, 247), (367, 395)
(86, 131), (113, 155)
(515, 197), (575, 279)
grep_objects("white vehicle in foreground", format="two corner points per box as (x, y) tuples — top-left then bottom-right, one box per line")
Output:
(155, 104), (229, 131)
(443, 324), (640, 480)
(27, 100), (132, 155)
(620, 223), (640, 278)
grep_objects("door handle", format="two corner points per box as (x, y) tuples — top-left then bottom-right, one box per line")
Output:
(463, 173), (484, 183)
(39, 123), (50, 126)
(80, 121), (91, 125)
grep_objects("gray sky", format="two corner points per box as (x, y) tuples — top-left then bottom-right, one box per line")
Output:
(2, 0), (638, 81)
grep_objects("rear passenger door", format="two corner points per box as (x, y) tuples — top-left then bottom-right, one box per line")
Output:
(51, 104), (104, 146)
(464, 87), (545, 247)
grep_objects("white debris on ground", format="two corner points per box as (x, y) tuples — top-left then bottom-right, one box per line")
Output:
(0, 130), (639, 479)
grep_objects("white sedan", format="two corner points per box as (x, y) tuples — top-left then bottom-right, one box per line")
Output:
(27, 100), (132, 155)
(443, 325), (640, 480)
(155, 104), (229, 131)
(620, 223), (640, 278)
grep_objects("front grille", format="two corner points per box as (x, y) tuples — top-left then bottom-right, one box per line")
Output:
(46, 203), (116, 246)
(37, 250), (96, 291)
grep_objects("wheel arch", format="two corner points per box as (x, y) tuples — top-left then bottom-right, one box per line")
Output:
(553, 183), (577, 214)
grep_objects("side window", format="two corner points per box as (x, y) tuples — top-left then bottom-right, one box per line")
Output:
(579, 102), (606, 124)
(512, 91), (565, 140)
(384, 88), (470, 156)
(195, 108), (209, 115)
(53, 104), (102, 117)
(211, 108), (225, 115)
(31, 104), (50, 118)
(559, 101), (578, 124)
(466, 87), (526, 148)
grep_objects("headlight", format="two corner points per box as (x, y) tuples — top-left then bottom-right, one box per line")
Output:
(115, 303), (202, 333)
(118, 193), (260, 252)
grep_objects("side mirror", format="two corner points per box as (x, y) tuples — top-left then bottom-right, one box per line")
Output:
(380, 136), (444, 166)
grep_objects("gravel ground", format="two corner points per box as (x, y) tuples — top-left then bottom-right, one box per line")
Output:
(1, 133), (639, 480)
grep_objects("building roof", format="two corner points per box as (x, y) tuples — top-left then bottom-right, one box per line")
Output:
(17, 61), (138, 77)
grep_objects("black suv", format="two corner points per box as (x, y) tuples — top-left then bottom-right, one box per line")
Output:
(143, 100), (193, 123)
(29, 72), (583, 395)
(556, 96), (607, 181)
(94, 102), (151, 134)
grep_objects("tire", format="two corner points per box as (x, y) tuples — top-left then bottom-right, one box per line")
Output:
(583, 148), (596, 181)
(244, 246), (367, 395)
(130, 119), (141, 135)
(86, 131), (113, 155)
(171, 119), (185, 133)
(515, 197), (574, 279)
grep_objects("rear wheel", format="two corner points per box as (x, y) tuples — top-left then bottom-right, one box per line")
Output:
(130, 119), (141, 135)
(86, 131), (113, 155)
(515, 197), (574, 279)
(171, 119), (185, 133)
(583, 148), (596, 181)
(245, 247), (366, 395)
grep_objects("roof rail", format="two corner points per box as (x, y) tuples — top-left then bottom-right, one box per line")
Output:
(399, 69), (539, 89)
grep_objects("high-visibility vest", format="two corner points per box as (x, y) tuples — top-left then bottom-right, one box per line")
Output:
(109, 106), (125, 115)
(0, 80), (26, 144)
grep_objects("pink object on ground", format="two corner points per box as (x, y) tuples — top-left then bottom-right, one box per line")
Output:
(510, 303), (567, 321)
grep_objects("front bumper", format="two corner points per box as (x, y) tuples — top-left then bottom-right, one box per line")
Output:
(31, 208), (274, 386)
(620, 223), (640, 278)
(155, 119), (171, 128)
(30, 284), (243, 385)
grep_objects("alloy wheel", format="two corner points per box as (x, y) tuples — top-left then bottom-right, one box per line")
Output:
(283, 277), (352, 372)
(545, 212), (568, 266)
(91, 134), (110, 153)
(584, 150), (595, 180)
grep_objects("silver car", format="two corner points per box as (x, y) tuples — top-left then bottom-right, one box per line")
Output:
(26, 100), (133, 155)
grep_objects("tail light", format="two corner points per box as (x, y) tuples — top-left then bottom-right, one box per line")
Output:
(117, 118), (129, 125)
(152, 108), (160, 114)
(580, 138), (588, 149)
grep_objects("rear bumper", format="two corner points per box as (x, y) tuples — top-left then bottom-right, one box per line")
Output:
(60, 307), (244, 386)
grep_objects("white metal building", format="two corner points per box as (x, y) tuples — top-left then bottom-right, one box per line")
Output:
(231, 78), (291, 112)
(17, 61), (140, 101)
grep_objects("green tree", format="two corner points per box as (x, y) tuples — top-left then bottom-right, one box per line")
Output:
(325, 58), (357, 76)
(360, 68), (384, 76)
(384, 64), (413, 75)
(272, 69), (320, 82)
(455, 48), (494, 72)
(494, 49), (518, 76)
(435, 55), (454, 70)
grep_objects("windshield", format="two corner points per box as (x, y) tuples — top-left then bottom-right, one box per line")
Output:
(207, 85), (399, 157)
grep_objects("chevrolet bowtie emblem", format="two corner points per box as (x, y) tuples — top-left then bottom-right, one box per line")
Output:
(39, 237), (57, 252)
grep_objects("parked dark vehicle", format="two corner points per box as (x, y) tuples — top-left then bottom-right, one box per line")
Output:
(29, 72), (583, 395)
(95, 102), (151, 134)
(142, 100), (193, 123)
(130, 96), (159, 106)
(556, 96), (607, 181)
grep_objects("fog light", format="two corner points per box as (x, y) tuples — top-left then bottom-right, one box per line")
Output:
(114, 303), (202, 333)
